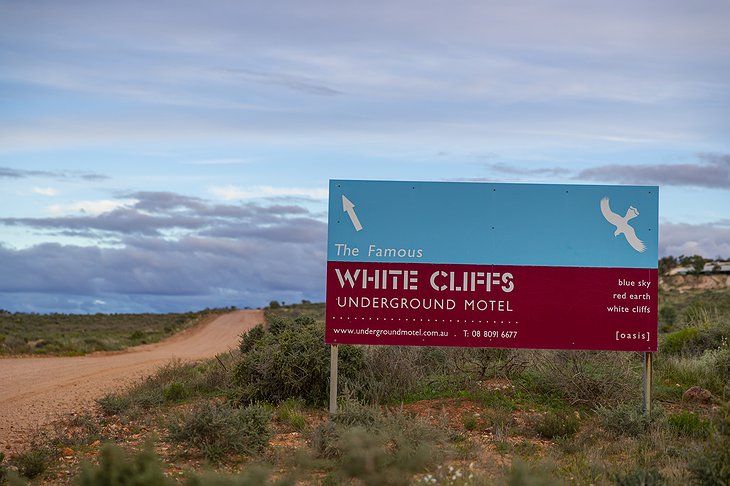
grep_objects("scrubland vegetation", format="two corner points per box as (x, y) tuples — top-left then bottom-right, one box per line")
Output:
(0, 309), (232, 356)
(2, 292), (729, 485)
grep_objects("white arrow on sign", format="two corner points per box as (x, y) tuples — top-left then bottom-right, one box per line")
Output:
(342, 195), (363, 231)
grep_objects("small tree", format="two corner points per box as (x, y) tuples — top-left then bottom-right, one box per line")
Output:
(678, 255), (706, 274)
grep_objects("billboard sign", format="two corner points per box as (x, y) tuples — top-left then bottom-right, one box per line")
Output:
(325, 180), (658, 351)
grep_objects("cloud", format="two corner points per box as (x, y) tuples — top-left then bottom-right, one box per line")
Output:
(485, 163), (573, 178)
(49, 199), (135, 216)
(577, 154), (730, 189)
(183, 158), (252, 165)
(0, 191), (327, 312)
(660, 220), (730, 258)
(33, 187), (59, 197)
(473, 154), (730, 190)
(0, 166), (108, 182)
(1, 168), (48, 179)
(210, 185), (328, 201)
(220, 67), (343, 96)
(2, 191), (320, 240)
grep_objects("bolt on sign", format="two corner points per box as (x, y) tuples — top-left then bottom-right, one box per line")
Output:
(325, 180), (658, 352)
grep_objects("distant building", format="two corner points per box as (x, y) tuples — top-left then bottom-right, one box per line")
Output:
(668, 266), (694, 275)
(669, 261), (730, 275)
(702, 261), (730, 274)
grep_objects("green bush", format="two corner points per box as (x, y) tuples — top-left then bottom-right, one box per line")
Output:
(184, 466), (295, 486)
(667, 411), (711, 438)
(54, 413), (104, 449)
(662, 310), (730, 357)
(168, 401), (271, 462)
(528, 350), (641, 407)
(533, 411), (580, 439)
(505, 459), (561, 486)
(595, 402), (661, 437)
(311, 402), (445, 474)
(163, 382), (189, 402)
(612, 468), (664, 486)
(275, 398), (307, 432)
(462, 412), (478, 431)
(313, 407), (443, 486)
(663, 326), (700, 355)
(267, 315), (293, 335)
(11, 446), (54, 479)
(348, 345), (469, 404)
(0, 452), (7, 483)
(239, 324), (266, 353)
(334, 426), (433, 486)
(98, 359), (233, 418)
(76, 444), (294, 486)
(450, 347), (528, 380)
(657, 348), (730, 398)
(232, 317), (364, 405)
(76, 444), (172, 486)
(482, 407), (513, 440)
(331, 400), (383, 429)
(129, 330), (146, 341)
(350, 346), (426, 403)
(689, 401), (730, 485)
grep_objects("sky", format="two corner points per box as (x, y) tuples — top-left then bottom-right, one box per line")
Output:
(1, 0), (729, 313)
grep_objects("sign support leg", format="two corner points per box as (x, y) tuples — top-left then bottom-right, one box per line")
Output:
(329, 344), (339, 414)
(643, 352), (653, 418)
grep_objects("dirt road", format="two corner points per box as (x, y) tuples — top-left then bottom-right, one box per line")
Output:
(0, 309), (262, 453)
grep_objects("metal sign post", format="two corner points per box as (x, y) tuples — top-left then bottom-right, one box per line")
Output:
(329, 344), (339, 414)
(643, 352), (653, 417)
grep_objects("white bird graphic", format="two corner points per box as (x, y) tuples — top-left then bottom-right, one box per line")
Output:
(600, 197), (646, 253)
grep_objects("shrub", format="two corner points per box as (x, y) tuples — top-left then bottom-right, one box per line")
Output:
(163, 382), (188, 402)
(613, 468), (665, 486)
(663, 326), (701, 355)
(310, 420), (342, 460)
(688, 401), (730, 485)
(528, 350), (641, 407)
(168, 401), (271, 462)
(331, 400), (383, 429)
(311, 402), (444, 473)
(657, 348), (730, 398)
(239, 324), (266, 353)
(0, 452), (6, 483)
(98, 359), (233, 418)
(232, 317), (364, 405)
(54, 413), (104, 449)
(483, 408), (513, 440)
(76, 443), (172, 486)
(533, 411), (580, 439)
(335, 426), (433, 486)
(11, 445), (54, 479)
(595, 402), (661, 437)
(184, 466), (295, 486)
(129, 330), (146, 341)
(450, 347), (528, 380)
(667, 411), (711, 438)
(317, 409), (443, 486)
(96, 393), (126, 415)
(76, 444), (294, 486)
(276, 398), (307, 432)
(505, 459), (561, 486)
(350, 346), (426, 403)
(462, 412), (478, 431)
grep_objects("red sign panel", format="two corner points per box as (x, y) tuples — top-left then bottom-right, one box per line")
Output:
(326, 261), (657, 351)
